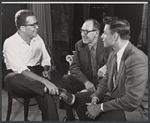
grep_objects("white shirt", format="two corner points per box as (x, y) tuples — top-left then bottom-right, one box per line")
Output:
(116, 41), (129, 71)
(3, 32), (51, 74)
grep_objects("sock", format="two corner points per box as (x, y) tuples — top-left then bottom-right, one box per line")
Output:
(44, 87), (49, 94)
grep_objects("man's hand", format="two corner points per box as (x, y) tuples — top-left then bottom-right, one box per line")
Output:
(86, 97), (98, 112)
(84, 81), (96, 92)
(86, 104), (101, 119)
(43, 65), (52, 80)
(42, 79), (59, 95)
(86, 101), (96, 111)
(97, 65), (107, 79)
(42, 70), (51, 80)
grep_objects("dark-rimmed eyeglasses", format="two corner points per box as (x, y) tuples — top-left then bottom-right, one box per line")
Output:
(80, 29), (97, 35)
(23, 22), (39, 28)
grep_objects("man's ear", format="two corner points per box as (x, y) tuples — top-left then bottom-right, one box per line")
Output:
(113, 32), (119, 41)
(96, 30), (100, 36)
(20, 26), (25, 32)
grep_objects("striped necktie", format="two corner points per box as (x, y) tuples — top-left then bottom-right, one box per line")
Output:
(113, 53), (117, 88)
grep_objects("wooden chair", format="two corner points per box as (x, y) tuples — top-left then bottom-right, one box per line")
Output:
(5, 73), (38, 121)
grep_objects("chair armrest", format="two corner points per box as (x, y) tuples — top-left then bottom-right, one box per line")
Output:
(66, 55), (74, 66)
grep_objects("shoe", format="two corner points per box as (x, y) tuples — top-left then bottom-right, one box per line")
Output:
(63, 116), (75, 121)
(58, 88), (75, 105)
(63, 116), (79, 121)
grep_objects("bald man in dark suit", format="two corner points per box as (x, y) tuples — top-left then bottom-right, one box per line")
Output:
(60, 19), (112, 121)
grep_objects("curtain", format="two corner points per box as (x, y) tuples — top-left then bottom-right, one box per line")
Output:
(28, 4), (53, 51)
(83, 4), (90, 20)
(137, 4), (148, 48)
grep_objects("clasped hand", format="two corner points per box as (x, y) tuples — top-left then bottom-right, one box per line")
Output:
(86, 101), (101, 119)
(84, 81), (96, 92)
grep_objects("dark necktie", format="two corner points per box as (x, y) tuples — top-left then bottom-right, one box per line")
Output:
(90, 46), (96, 76)
(113, 53), (117, 88)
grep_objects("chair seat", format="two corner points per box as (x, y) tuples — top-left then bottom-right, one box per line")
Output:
(9, 90), (37, 99)
(6, 90), (38, 121)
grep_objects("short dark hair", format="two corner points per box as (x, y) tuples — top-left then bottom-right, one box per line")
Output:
(103, 16), (130, 40)
(85, 18), (101, 31)
(15, 9), (34, 29)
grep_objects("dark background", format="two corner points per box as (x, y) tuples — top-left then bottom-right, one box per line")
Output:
(2, 4), (144, 50)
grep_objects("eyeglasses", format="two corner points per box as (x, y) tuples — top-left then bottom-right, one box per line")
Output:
(80, 29), (97, 35)
(23, 22), (39, 28)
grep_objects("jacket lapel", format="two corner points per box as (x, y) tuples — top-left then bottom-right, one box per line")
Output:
(107, 52), (116, 91)
(113, 42), (133, 91)
(81, 44), (91, 68)
(96, 37), (105, 67)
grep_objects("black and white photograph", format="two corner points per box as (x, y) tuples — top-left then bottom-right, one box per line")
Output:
(1, 1), (148, 121)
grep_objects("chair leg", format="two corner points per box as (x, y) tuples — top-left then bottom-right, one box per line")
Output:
(24, 98), (30, 121)
(6, 92), (13, 121)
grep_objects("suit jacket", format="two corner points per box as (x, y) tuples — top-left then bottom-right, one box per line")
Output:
(70, 37), (112, 83)
(91, 42), (148, 121)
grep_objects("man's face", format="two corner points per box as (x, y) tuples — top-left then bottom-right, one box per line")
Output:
(80, 21), (98, 45)
(24, 16), (39, 39)
(101, 24), (115, 48)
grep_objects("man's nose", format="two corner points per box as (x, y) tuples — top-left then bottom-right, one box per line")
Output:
(101, 33), (104, 38)
(35, 24), (39, 29)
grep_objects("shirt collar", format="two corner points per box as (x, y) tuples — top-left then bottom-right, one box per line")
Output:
(15, 32), (37, 45)
(117, 41), (129, 60)
(15, 32), (26, 45)
(88, 40), (98, 50)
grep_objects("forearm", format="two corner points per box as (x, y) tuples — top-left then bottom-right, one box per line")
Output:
(21, 69), (46, 84)
(22, 69), (59, 95)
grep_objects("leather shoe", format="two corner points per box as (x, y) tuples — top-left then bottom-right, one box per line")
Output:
(58, 88), (75, 105)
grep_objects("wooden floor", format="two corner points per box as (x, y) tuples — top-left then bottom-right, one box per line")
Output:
(1, 63), (69, 121)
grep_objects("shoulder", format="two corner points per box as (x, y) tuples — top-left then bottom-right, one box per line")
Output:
(76, 39), (83, 46)
(75, 39), (87, 49)
(126, 45), (148, 65)
(3, 33), (19, 46)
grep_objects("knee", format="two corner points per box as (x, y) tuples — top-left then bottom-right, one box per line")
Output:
(62, 74), (71, 84)
(4, 73), (19, 87)
(63, 74), (75, 82)
(5, 72), (15, 82)
(59, 75), (72, 89)
(62, 74), (73, 86)
(76, 92), (92, 102)
(74, 93), (91, 109)
(63, 74), (71, 80)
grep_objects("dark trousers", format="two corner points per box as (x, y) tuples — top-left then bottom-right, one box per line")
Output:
(74, 92), (126, 121)
(4, 66), (59, 121)
(60, 74), (98, 120)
